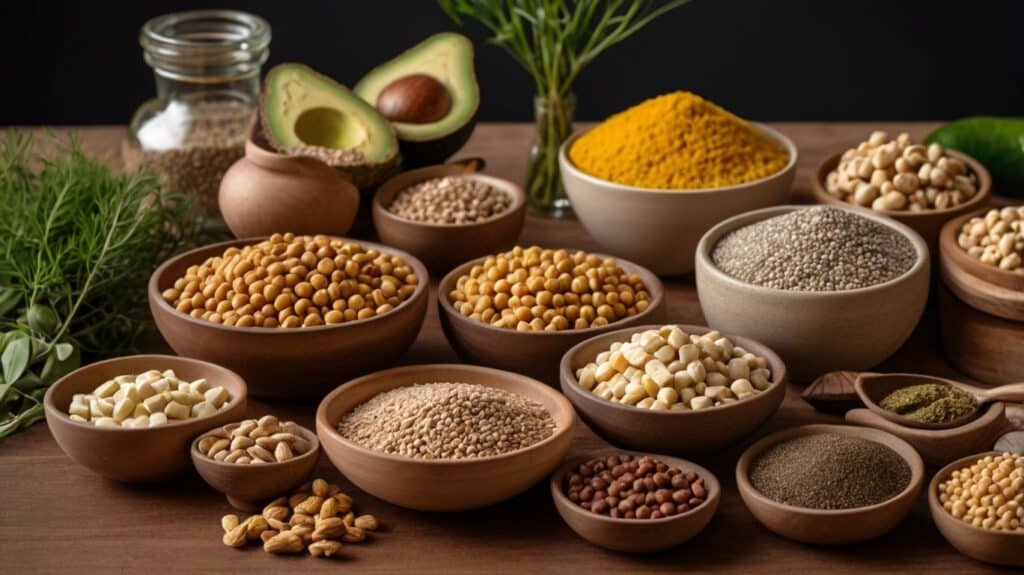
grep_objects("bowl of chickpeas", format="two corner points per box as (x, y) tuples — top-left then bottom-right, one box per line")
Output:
(148, 233), (430, 398)
(437, 246), (665, 384)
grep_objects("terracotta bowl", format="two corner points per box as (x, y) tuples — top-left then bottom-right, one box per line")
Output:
(44, 354), (247, 483)
(938, 283), (1024, 385)
(940, 208), (1024, 292)
(929, 451), (1024, 566)
(373, 164), (527, 272)
(148, 236), (429, 399)
(550, 449), (721, 553)
(315, 364), (575, 512)
(736, 424), (925, 545)
(438, 253), (665, 384)
(191, 421), (321, 512)
(695, 205), (931, 382)
(559, 324), (787, 457)
(939, 212), (1024, 323)
(811, 149), (991, 252)
(559, 123), (797, 276)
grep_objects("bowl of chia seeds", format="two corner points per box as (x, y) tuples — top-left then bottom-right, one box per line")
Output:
(695, 205), (930, 382)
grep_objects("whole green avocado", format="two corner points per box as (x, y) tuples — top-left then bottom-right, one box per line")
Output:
(926, 117), (1024, 197)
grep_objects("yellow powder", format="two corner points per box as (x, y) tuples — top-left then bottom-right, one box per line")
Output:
(569, 91), (789, 189)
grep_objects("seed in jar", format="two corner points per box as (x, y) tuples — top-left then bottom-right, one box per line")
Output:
(162, 233), (419, 328)
(957, 206), (1024, 273)
(196, 416), (312, 464)
(938, 452), (1024, 532)
(387, 176), (512, 224)
(711, 206), (917, 291)
(576, 325), (772, 410)
(66, 369), (231, 427)
(336, 382), (556, 460)
(447, 245), (652, 331)
(563, 454), (710, 519)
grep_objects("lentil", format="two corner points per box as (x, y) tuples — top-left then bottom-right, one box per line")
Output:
(878, 383), (978, 425)
(448, 245), (651, 331)
(196, 415), (313, 464)
(387, 176), (512, 224)
(958, 206), (1024, 273)
(938, 452), (1024, 532)
(749, 433), (911, 510)
(711, 206), (917, 291)
(67, 369), (230, 427)
(336, 382), (556, 460)
(564, 454), (709, 519)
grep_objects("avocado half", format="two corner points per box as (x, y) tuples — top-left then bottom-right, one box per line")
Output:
(355, 33), (479, 168)
(261, 63), (400, 188)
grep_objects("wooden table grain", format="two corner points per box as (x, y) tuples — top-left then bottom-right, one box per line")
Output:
(1, 123), (1014, 574)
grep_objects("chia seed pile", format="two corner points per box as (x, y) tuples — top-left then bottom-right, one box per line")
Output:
(336, 382), (556, 460)
(749, 433), (912, 510)
(387, 176), (512, 225)
(711, 207), (918, 291)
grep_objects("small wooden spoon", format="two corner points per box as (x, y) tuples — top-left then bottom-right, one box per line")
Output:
(855, 373), (1024, 430)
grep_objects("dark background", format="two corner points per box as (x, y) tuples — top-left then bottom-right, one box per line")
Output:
(1, 0), (1021, 125)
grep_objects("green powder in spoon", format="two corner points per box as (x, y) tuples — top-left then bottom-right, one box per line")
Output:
(878, 383), (978, 424)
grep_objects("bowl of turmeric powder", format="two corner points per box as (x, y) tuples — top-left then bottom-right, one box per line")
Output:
(560, 91), (797, 276)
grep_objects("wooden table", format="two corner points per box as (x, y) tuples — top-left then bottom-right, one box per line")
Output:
(2, 123), (1014, 574)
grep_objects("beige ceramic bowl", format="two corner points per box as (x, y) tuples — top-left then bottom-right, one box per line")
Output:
(44, 354), (247, 483)
(559, 123), (797, 276)
(315, 364), (575, 512)
(929, 451), (1024, 566)
(560, 324), (787, 457)
(550, 450), (720, 553)
(736, 424), (925, 545)
(695, 205), (930, 382)
(373, 164), (527, 272)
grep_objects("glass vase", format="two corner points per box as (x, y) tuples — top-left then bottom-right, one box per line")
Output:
(526, 94), (575, 217)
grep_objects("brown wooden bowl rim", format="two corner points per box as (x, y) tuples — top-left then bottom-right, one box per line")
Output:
(559, 323), (787, 418)
(43, 354), (248, 432)
(314, 363), (576, 466)
(696, 204), (930, 299)
(939, 207), (1024, 291)
(735, 424), (925, 517)
(811, 148), (992, 218)
(854, 372), (1001, 431)
(372, 166), (527, 230)
(148, 235), (430, 335)
(549, 448), (721, 525)
(559, 123), (798, 195)
(437, 251), (664, 338)
(928, 450), (1024, 538)
(190, 421), (321, 469)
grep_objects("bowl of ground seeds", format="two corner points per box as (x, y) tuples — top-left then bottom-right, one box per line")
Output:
(373, 163), (527, 272)
(736, 424), (925, 545)
(696, 205), (930, 382)
(315, 363), (575, 511)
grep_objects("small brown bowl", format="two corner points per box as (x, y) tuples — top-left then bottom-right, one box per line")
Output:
(550, 449), (720, 553)
(812, 148), (991, 251)
(315, 364), (575, 512)
(44, 354), (247, 483)
(438, 253), (665, 384)
(940, 208), (1024, 293)
(191, 422), (321, 511)
(373, 164), (527, 272)
(929, 451), (1024, 566)
(148, 236), (429, 398)
(560, 324), (787, 457)
(736, 424), (925, 545)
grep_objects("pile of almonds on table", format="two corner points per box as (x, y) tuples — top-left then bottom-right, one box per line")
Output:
(221, 477), (379, 558)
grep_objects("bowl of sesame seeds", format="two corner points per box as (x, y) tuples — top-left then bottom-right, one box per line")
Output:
(695, 205), (930, 382)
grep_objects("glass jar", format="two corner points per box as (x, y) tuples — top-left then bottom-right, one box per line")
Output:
(525, 94), (575, 217)
(123, 10), (271, 216)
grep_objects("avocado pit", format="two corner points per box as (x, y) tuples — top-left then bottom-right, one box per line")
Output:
(376, 74), (451, 124)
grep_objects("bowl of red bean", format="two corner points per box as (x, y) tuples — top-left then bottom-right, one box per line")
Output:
(549, 450), (720, 553)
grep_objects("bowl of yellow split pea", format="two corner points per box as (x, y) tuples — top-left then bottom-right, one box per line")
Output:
(560, 91), (797, 276)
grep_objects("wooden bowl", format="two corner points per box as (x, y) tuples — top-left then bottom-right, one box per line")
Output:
(560, 124), (797, 275)
(812, 148), (991, 251)
(550, 449), (720, 553)
(44, 354), (247, 483)
(940, 208), (1024, 293)
(940, 224), (1024, 322)
(438, 253), (666, 384)
(695, 205), (931, 382)
(929, 451), (1024, 566)
(938, 283), (1024, 385)
(191, 422), (321, 511)
(559, 324), (787, 456)
(736, 424), (925, 545)
(315, 364), (575, 512)
(373, 164), (527, 272)
(148, 236), (429, 399)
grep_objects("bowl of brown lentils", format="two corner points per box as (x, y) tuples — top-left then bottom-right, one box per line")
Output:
(148, 233), (430, 398)
(373, 163), (527, 272)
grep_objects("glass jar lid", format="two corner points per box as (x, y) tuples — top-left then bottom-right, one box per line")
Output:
(140, 10), (271, 83)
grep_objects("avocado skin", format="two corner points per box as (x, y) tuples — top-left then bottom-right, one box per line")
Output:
(399, 111), (477, 168)
(926, 116), (1024, 197)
